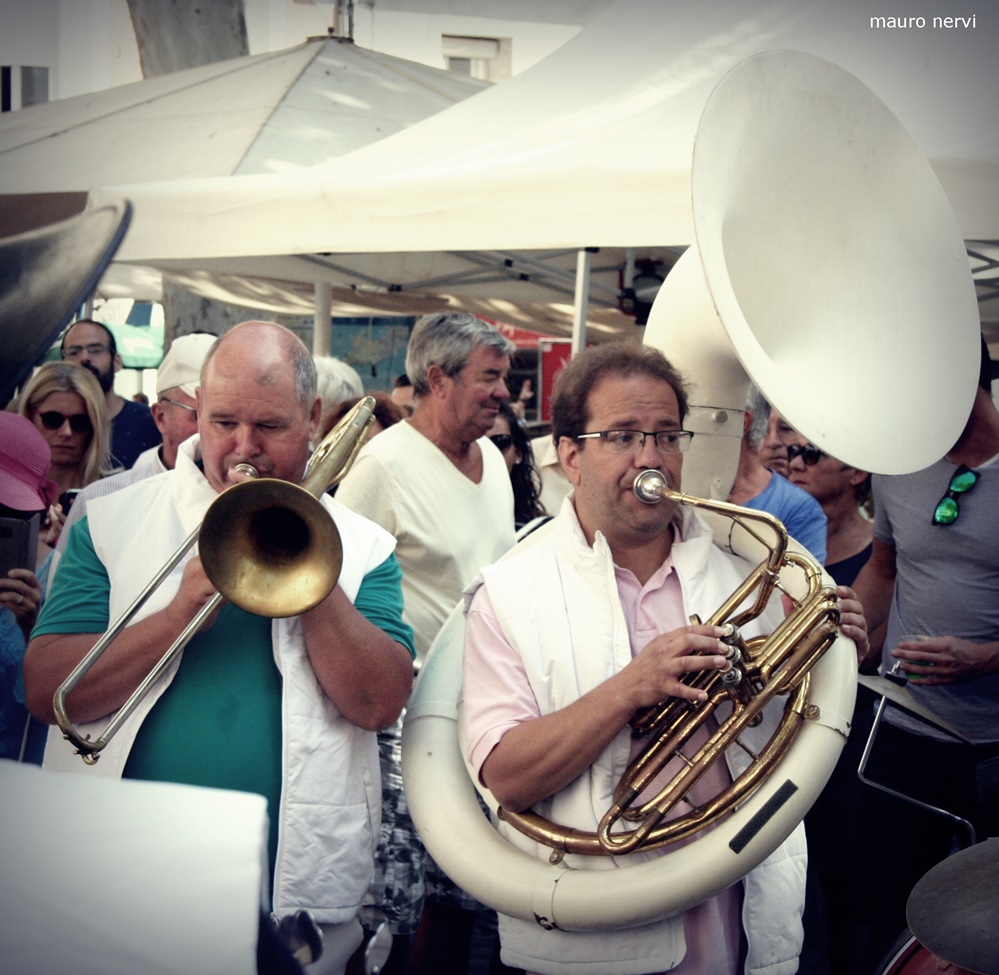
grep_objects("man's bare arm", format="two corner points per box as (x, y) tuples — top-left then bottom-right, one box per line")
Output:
(300, 585), (413, 732)
(850, 537), (897, 671)
(23, 557), (219, 725)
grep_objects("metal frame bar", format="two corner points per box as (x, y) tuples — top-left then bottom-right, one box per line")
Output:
(857, 673), (977, 849)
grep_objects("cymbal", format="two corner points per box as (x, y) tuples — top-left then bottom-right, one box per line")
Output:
(907, 838), (999, 975)
(857, 674), (970, 742)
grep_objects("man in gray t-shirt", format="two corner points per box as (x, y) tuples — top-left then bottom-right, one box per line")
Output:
(848, 343), (999, 972)
(870, 456), (999, 743)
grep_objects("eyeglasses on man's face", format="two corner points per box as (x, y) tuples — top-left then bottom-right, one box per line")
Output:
(61, 343), (113, 361)
(36, 410), (93, 435)
(160, 396), (198, 419)
(574, 429), (694, 455)
(932, 464), (979, 526)
(787, 443), (825, 466)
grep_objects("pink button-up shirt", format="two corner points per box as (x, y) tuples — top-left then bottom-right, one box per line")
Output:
(464, 552), (743, 975)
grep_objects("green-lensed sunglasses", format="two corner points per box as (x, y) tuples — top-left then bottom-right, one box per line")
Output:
(931, 464), (979, 526)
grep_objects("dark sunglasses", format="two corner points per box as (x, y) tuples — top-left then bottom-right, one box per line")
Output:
(37, 410), (93, 435)
(932, 464), (978, 526)
(787, 443), (825, 466)
(489, 434), (514, 451)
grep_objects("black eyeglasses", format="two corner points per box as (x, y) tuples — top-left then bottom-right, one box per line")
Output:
(37, 410), (93, 435)
(932, 464), (978, 526)
(61, 343), (112, 361)
(574, 429), (694, 455)
(787, 443), (825, 466)
(489, 434), (514, 450)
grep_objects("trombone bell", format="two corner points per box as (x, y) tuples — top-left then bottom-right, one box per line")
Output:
(200, 478), (343, 619)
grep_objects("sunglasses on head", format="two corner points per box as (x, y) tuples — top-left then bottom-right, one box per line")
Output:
(489, 434), (514, 451)
(932, 464), (978, 526)
(787, 443), (825, 466)
(37, 410), (93, 435)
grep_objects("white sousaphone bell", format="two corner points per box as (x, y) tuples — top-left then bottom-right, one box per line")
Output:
(645, 49), (979, 503)
(401, 49), (982, 933)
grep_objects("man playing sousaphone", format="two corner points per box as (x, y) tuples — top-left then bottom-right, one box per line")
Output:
(24, 321), (416, 975)
(462, 342), (869, 974)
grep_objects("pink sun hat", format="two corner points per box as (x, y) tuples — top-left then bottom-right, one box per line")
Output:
(0, 412), (61, 512)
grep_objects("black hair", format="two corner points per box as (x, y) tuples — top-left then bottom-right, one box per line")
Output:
(61, 319), (117, 356)
(496, 401), (546, 527)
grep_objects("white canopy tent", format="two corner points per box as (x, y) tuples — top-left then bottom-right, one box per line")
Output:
(0, 26), (638, 340)
(77, 0), (999, 347)
(0, 35), (488, 198)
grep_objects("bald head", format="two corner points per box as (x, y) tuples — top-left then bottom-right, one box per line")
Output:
(202, 322), (318, 410)
(196, 322), (322, 493)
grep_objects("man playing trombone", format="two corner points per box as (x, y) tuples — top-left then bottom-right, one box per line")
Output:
(24, 321), (416, 975)
(462, 342), (869, 975)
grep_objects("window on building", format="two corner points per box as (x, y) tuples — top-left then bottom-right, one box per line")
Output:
(1, 65), (49, 112)
(441, 35), (511, 83)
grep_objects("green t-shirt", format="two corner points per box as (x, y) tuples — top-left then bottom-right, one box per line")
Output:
(36, 516), (415, 874)
(124, 602), (284, 871)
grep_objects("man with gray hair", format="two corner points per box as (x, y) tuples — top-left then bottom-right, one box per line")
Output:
(337, 311), (517, 660)
(314, 354), (364, 416)
(336, 311), (517, 972)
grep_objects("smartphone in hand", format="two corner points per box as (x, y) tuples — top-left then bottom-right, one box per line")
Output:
(0, 513), (40, 578)
(58, 489), (81, 514)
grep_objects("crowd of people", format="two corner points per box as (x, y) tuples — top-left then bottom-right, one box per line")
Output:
(1, 312), (997, 975)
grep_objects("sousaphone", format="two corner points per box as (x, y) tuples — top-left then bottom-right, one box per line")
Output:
(401, 50), (981, 932)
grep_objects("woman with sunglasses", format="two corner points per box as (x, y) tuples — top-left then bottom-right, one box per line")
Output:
(786, 441), (873, 587)
(16, 362), (112, 555)
(785, 436), (881, 975)
(487, 401), (548, 531)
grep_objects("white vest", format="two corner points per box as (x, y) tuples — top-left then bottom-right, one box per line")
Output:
(475, 501), (806, 975)
(44, 437), (396, 923)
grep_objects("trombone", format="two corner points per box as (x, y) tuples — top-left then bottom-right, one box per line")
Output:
(53, 396), (376, 764)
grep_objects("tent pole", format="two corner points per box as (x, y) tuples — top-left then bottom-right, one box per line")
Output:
(313, 281), (332, 355)
(571, 248), (591, 355)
